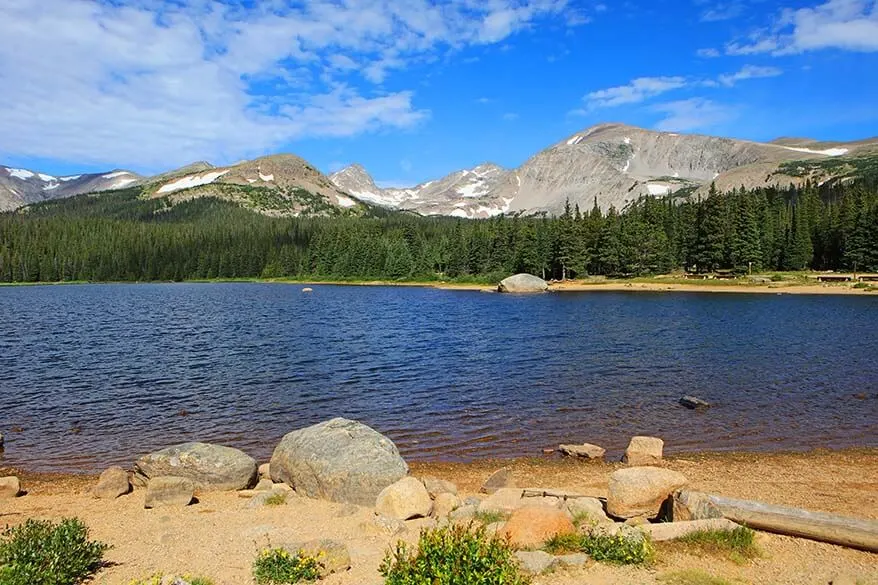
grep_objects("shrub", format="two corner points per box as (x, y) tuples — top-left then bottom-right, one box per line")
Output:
(380, 523), (530, 585)
(264, 492), (287, 506)
(252, 548), (320, 584)
(0, 517), (109, 585)
(544, 531), (654, 565)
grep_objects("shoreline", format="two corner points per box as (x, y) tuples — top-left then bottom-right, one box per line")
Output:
(1, 276), (876, 296)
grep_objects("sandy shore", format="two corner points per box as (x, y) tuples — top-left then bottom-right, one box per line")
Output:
(3, 449), (876, 585)
(547, 280), (877, 295)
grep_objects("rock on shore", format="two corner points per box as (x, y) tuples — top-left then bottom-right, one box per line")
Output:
(270, 418), (408, 505)
(607, 466), (687, 519)
(497, 273), (548, 293)
(134, 442), (258, 491)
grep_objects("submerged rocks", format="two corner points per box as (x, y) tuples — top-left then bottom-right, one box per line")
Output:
(559, 443), (606, 460)
(498, 273), (549, 293)
(606, 466), (688, 519)
(623, 436), (664, 466)
(680, 395), (711, 409)
(93, 466), (131, 499)
(144, 476), (195, 508)
(375, 476), (432, 520)
(270, 418), (408, 505)
(134, 442), (257, 491)
(499, 505), (575, 548)
(0, 476), (21, 499)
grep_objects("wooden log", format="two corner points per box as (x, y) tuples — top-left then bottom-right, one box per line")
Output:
(641, 518), (741, 541)
(698, 492), (878, 552)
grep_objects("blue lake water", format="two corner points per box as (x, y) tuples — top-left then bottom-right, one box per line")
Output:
(0, 283), (876, 473)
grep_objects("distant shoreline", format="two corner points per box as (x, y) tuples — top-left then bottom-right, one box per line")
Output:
(1, 275), (876, 296)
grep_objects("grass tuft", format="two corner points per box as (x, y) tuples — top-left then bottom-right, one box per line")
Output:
(264, 492), (288, 506)
(473, 510), (508, 525)
(671, 527), (759, 563)
(252, 548), (320, 584)
(544, 531), (654, 565)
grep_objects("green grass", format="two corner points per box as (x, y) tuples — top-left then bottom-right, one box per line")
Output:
(252, 548), (320, 584)
(473, 510), (508, 525)
(127, 575), (215, 585)
(380, 524), (530, 585)
(544, 531), (654, 565)
(657, 569), (736, 585)
(665, 527), (759, 564)
(264, 492), (287, 506)
(0, 518), (110, 585)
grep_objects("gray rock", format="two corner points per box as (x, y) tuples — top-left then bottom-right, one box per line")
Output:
(566, 497), (612, 525)
(558, 443), (605, 460)
(254, 478), (275, 492)
(364, 514), (407, 536)
(514, 550), (557, 575)
(606, 466), (688, 519)
(134, 442), (257, 491)
(375, 476), (433, 520)
(498, 274), (548, 293)
(680, 395), (711, 409)
(0, 476), (21, 499)
(641, 518), (740, 542)
(478, 488), (525, 515)
(555, 553), (590, 567)
(422, 476), (458, 497)
(673, 490), (723, 521)
(247, 488), (290, 509)
(270, 418), (408, 506)
(144, 476), (195, 508)
(92, 466), (130, 499)
(480, 467), (515, 494)
(258, 462), (271, 479)
(622, 436), (664, 466)
(449, 503), (477, 521)
(464, 496), (482, 506)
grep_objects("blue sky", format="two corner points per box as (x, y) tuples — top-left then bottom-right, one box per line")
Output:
(1, 0), (876, 186)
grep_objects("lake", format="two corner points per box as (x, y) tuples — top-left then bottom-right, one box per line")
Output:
(1, 283), (876, 473)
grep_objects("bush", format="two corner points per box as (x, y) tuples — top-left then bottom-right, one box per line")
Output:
(380, 523), (530, 585)
(252, 548), (320, 584)
(264, 492), (287, 506)
(544, 531), (654, 565)
(0, 518), (109, 585)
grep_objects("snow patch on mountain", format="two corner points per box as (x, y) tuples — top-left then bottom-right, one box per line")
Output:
(259, 172), (274, 182)
(157, 170), (230, 194)
(103, 171), (132, 179)
(781, 146), (849, 157)
(336, 195), (356, 208)
(8, 168), (35, 180)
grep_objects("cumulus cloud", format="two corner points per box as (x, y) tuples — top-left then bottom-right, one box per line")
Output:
(584, 77), (688, 108)
(653, 98), (736, 132)
(725, 0), (878, 55)
(0, 0), (577, 172)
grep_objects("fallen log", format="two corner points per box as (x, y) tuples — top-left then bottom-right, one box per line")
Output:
(697, 492), (878, 552)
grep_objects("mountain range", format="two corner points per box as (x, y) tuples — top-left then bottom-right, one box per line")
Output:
(3, 123), (877, 216)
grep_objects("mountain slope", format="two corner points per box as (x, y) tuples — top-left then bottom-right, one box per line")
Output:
(0, 166), (142, 211)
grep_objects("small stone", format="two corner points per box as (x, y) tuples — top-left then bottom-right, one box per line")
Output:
(258, 463), (271, 479)
(623, 436), (664, 466)
(364, 514), (407, 536)
(432, 492), (461, 518)
(481, 467), (514, 494)
(558, 443), (606, 460)
(375, 476), (432, 520)
(298, 539), (351, 577)
(566, 497), (612, 525)
(144, 476), (195, 508)
(421, 476), (458, 497)
(0, 476), (21, 499)
(555, 553), (590, 568)
(499, 505), (576, 548)
(679, 396), (710, 409)
(514, 550), (557, 575)
(254, 478), (275, 492)
(247, 488), (290, 508)
(92, 466), (131, 499)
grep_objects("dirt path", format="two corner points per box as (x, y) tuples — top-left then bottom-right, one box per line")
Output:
(2, 449), (877, 585)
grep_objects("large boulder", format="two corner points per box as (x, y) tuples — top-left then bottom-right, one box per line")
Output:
(92, 466), (131, 499)
(480, 467), (515, 494)
(498, 274), (549, 293)
(622, 436), (664, 466)
(0, 476), (21, 499)
(607, 466), (688, 519)
(500, 505), (575, 548)
(134, 442), (257, 491)
(270, 418), (408, 505)
(375, 476), (432, 520)
(672, 490), (723, 521)
(144, 476), (195, 508)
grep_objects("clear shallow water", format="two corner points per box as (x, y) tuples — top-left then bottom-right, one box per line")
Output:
(0, 283), (876, 473)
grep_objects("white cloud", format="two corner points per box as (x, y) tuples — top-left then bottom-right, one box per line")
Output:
(653, 98), (735, 132)
(717, 64), (783, 86)
(725, 0), (878, 55)
(584, 76), (688, 108)
(697, 47), (722, 58)
(0, 0), (578, 172)
(701, 3), (745, 22)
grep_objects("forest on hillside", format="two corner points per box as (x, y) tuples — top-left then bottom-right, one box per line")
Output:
(0, 179), (877, 283)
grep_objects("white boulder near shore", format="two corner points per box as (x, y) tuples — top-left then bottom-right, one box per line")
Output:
(134, 442), (258, 491)
(497, 273), (549, 293)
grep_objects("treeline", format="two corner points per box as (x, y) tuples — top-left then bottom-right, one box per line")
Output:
(0, 179), (877, 284)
